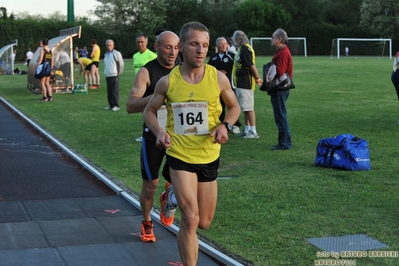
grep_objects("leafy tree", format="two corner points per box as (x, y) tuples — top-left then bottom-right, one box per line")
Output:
(235, 0), (291, 37)
(162, 0), (240, 44)
(268, 0), (324, 24)
(359, 0), (399, 38)
(92, 0), (168, 35)
(323, 0), (363, 26)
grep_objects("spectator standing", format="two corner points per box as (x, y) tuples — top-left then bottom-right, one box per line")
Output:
(391, 51), (399, 125)
(269, 28), (294, 150)
(80, 46), (88, 58)
(25, 48), (33, 67)
(143, 21), (240, 266)
(73, 47), (79, 63)
(9, 49), (16, 62)
(37, 38), (53, 102)
(89, 39), (101, 89)
(208, 37), (241, 133)
(126, 31), (180, 242)
(103, 39), (124, 111)
(232, 30), (262, 138)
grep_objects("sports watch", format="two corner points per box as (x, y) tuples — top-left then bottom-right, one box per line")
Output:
(222, 122), (233, 132)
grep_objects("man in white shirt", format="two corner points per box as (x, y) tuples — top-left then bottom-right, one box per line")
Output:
(104, 39), (124, 111)
(26, 48), (33, 67)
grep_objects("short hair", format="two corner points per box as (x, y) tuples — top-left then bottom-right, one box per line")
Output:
(42, 38), (49, 45)
(179, 21), (209, 44)
(91, 39), (97, 45)
(274, 28), (289, 44)
(105, 39), (114, 45)
(215, 37), (226, 45)
(232, 30), (249, 47)
(136, 33), (148, 41)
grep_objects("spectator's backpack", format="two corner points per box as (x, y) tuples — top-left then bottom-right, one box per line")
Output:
(315, 134), (371, 171)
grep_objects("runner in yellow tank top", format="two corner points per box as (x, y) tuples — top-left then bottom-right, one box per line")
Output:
(91, 45), (100, 62)
(143, 22), (240, 266)
(89, 39), (101, 88)
(165, 65), (222, 164)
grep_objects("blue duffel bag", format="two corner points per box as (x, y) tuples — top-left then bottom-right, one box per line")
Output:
(315, 134), (371, 171)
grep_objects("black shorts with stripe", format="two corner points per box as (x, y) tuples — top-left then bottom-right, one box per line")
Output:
(140, 138), (166, 181)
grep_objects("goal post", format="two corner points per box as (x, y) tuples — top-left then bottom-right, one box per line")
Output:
(332, 38), (392, 59)
(250, 37), (307, 57)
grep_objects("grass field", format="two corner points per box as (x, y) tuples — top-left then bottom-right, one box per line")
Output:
(1, 56), (399, 266)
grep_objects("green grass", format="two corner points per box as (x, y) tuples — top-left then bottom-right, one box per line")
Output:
(1, 57), (399, 266)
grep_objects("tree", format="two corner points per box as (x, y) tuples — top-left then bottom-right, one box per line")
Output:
(359, 0), (399, 38)
(323, 0), (363, 26)
(92, 0), (168, 35)
(234, 0), (291, 37)
(268, 0), (324, 24)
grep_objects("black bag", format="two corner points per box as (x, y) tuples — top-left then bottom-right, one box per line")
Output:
(260, 62), (295, 93)
(34, 62), (51, 79)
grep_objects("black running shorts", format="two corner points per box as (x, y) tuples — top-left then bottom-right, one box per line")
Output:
(140, 138), (166, 181)
(165, 155), (219, 183)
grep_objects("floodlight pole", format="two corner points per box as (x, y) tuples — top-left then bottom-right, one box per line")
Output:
(67, 0), (74, 23)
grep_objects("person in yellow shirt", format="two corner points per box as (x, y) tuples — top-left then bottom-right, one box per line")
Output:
(89, 39), (101, 89)
(74, 57), (92, 86)
(143, 21), (240, 266)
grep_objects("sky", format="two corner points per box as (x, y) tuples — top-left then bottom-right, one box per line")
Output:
(2, 0), (99, 18)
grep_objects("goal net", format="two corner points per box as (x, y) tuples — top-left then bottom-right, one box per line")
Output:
(250, 37), (307, 57)
(330, 38), (392, 59)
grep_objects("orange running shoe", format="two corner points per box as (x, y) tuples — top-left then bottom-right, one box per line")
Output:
(159, 182), (177, 227)
(140, 221), (156, 242)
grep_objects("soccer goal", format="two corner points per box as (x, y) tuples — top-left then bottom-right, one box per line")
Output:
(331, 38), (392, 59)
(250, 37), (307, 57)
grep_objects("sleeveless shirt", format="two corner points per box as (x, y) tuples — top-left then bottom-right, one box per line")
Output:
(165, 65), (222, 164)
(142, 59), (174, 141)
(41, 49), (52, 64)
(92, 44), (100, 62)
(233, 43), (256, 90)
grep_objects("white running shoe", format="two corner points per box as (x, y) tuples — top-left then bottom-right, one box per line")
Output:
(135, 136), (143, 142)
(112, 107), (120, 111)
(243, 130), (259, 139)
